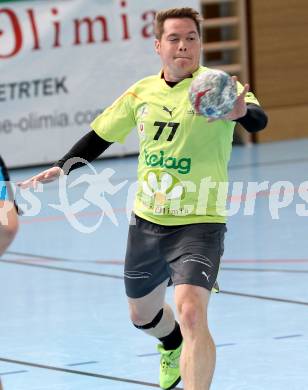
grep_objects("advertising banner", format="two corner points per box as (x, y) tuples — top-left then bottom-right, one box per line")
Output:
(0, 0), (199, 167)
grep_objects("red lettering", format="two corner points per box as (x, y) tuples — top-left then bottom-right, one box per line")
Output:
(141, 10), (156, 38)
(73, 16), (110, 45)
(120, 0), (130, 40)
(51, 8), (61, 48)
(0, 7), (157, 59)
(0, 8), (23, 59)
(27, 9), (40, 50)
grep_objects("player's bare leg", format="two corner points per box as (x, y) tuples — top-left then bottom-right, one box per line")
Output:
(128, 280), (183, 389)
(175, 284), (215, 390)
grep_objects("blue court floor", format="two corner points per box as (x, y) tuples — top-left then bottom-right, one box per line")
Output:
(1, 138), (308, 390)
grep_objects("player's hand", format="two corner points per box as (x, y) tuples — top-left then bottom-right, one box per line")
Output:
(17, 166), (64, 189)
(207, 76), (249, 122)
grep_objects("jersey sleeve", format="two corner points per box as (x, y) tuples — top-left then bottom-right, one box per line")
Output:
(91, 90), (137, 144)
(236, 81), (260, 105)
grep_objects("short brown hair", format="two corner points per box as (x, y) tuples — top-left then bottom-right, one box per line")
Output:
(154, 7), (202, 40)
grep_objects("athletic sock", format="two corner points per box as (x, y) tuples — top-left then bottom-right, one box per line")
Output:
(159, 322), (183, 351)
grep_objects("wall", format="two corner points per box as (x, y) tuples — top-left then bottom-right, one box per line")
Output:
(248, 0), (308, 142)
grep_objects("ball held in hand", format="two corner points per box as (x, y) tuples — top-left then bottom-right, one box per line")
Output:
(188, 69), (237, 118)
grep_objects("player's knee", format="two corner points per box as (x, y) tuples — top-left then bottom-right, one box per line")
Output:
(132, 308), (163, 329)
(176, 285), (210, 331)
(177, 302), (201, 330)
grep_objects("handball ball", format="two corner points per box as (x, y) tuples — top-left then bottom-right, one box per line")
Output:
(189, 69), (237, 118)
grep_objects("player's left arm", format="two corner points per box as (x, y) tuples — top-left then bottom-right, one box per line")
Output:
(234, 102), (268, 132)
(210, 76), (268, 132)
(228, 76), (268, 132)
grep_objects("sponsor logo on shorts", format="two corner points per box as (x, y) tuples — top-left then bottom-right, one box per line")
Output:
(202, 271), (211, 282)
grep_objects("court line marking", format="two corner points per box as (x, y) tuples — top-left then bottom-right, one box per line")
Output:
(6, 250), (123, 265)
(6, 251), (308, 266)
(5, 252), (308, 274)
(219, 290), (308, 306)
(221, 267), (308, 274)
(216, 343), (237, 347)
(0, 357), (182, 389)
(228, 157), (308, 170)
(0, 370), (28, 376)
(138, 343), (237, 357)
(1, 258), (307, 306)
(223, 259), (308, 264)
(66, 361), (98, 367)
(0, 259), (123, 279)
(274, 334), (302, 340)
(6, 250), (80, 262)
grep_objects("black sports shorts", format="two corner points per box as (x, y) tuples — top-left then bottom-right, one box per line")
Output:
(124, 213), (227, 298)
(0, 155), (10, 201)
(0, 155), (20, 213)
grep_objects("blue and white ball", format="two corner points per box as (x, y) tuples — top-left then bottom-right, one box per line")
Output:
(189, 69), (237, 118)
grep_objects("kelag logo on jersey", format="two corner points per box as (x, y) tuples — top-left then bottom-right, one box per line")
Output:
(144, 149), (191, 174)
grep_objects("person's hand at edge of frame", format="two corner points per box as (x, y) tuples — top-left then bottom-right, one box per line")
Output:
(17, 166), (64, 189)
(207, 76), (249, 123)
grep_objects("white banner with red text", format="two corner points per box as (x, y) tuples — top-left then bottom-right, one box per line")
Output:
(0, 0), (199, 168)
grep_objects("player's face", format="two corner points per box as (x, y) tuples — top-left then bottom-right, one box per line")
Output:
(155, 18), (201, 81)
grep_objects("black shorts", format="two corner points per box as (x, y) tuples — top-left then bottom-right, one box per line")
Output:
(0, 155), (10, 201)
(124, 214), (227, 298)
(0, 155), (19, 213)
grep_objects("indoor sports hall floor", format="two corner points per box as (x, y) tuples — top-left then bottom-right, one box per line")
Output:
(1, 139), (307, 390)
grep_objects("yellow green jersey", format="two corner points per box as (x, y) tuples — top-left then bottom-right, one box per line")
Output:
(91, 66), (259, 225)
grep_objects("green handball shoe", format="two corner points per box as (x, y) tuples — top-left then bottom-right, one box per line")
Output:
(157, 342), (182, 389)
